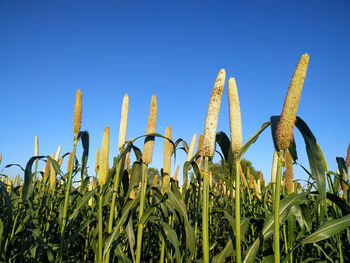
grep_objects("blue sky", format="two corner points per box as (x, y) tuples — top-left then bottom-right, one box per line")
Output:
(1, 1), (349, 185)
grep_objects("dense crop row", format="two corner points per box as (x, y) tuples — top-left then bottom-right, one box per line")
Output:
(1, 54), (349, 262)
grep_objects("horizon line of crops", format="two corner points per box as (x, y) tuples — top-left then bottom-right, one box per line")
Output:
(1, 53), (350, 262)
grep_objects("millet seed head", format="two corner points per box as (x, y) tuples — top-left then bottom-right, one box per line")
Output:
(187, 133), (197, 162)
(276, 54), (309, 150)
(228, 77), (243, 154)
(162, 126), (172, 192)
(34, 135), (39, 157)
(73, 89), (82, 136)
(346, 143), (350, 167)
(203, 69), (226, 157)
(143, 95), (157, 164)
(118, 94), (129, 151)
(99, 126), (110, 187)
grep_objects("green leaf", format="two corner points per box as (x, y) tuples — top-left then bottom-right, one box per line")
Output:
(301, 213), (350, 244)
(79, 131), (89, 181)
(23, 156), (42, 200)
(68, 189), (95, 221)
(126, 216), (136, 263)
(243, 193), (307, 263)
(138, 207), (156, 226)
(326, 192), (350, 215)
(216, 131), (234, 164)
(237, 122), (270, 161)
(160, 221), (181, 263)
(295, 117), (327, 222)
(212, 238), (234, 262)
(262, 193), (307, 237)
(167, 182), (195, 255)
(103, 192), (140, 257)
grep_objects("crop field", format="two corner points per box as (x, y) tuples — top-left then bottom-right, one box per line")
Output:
(1, 54), (349, 262)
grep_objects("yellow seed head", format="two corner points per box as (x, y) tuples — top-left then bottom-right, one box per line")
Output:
(174, 165), (180, 182)
(118, 94), (129, 151)
(271, 150), (278, 184)
(346, 143), (350, 167)
(58, 157), (63, 167)
(142, 95), (157, 164)
(49, 153), (56, 190)
(247, 167), (254, 189)
(124, 150), (130, 170)
(67, 152), (74, 173)
(209, 172), (213, 188)
(195, 134), (204, 165)
(284, 150), (294, 194)
(55, 145), (61, 161)
(6, 177), (12, 193)
(202, 69), (226, 157)
(187, 134), (197, 161)
(259, 171), (263, 182)
(240, 170), (248, 189)
(99, 126), (110, 187)
(342, 171), (348, 193)
(95, 147), (100, 174)
(254, 179), (262, 200)
(34, 135), (39, 157)
(232, 180), (235, 198)
(0, 153), (2, 164)
(88, 178), (96, 207)
(152, 174), (158, 187)
(73, 89), (82, 136)
(228, 78), (242, 154)
(276, 54), (309, 150)
(162, 126), (172, 192)
(43, 158), (51, 183)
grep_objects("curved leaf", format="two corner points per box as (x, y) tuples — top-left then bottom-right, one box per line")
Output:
(160, 221), (181, 263)
(243, 193), (308, 263)
(295, 117), (327, 222)
(237, 122), (270, 161)
(212, 238), (234, 262)
(301, 213), (350, 244)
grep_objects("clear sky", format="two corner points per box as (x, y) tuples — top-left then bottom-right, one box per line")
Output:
(1, 1), (349, 185)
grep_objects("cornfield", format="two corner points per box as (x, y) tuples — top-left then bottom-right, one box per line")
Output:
(1, 54), (349, 263)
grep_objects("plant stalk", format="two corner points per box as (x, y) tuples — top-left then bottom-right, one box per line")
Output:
(235, 159), (241, 263)
(274, 151), (283, 263)
(58, 137), (78, 262)
(202, 156), (210, 263)
(135, 163), (148, 263)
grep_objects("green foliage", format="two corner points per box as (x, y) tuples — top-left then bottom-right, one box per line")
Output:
(1, 119), (349, 262)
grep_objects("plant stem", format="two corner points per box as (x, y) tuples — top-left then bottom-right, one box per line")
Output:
(274, 151), (283, 263)
(235, 159), (241, 263)
(58, 138), (78, 262)
(135, 163), (148, 263)
(98, 191), (103, 262)
(105, 158), (123, 263)
(202, 156), (209, 263)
